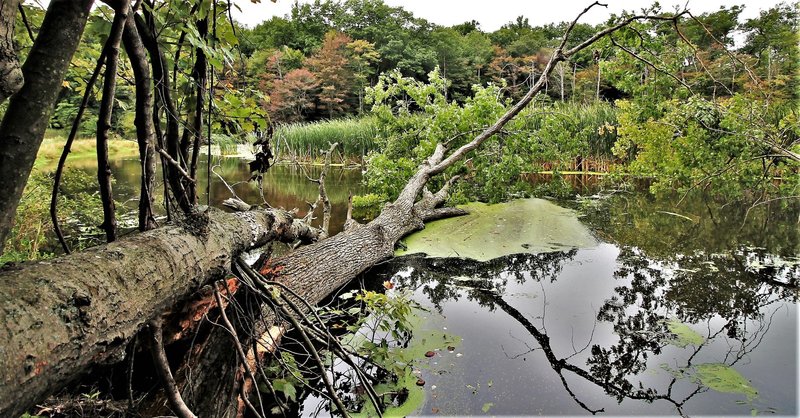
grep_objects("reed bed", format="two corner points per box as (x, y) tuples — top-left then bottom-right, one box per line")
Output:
(272, 117), (379, 163)
(518, 101), (619, 160)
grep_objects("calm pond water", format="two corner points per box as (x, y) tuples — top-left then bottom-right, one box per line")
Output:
(74, 155), (798, 416)
(82, 155), (364, 235)
(362, 192), (799, 416)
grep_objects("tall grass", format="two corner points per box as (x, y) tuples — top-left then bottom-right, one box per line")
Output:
(273, 116), (379, 163)
(517, 101), (619, 160)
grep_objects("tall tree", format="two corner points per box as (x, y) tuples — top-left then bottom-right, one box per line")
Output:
(740, 3), (800, 98)
(307, 30), (356, 117)
(269, 68), (319, 122)
(0, 0), (23, 103)
(347, 38), (380, 112)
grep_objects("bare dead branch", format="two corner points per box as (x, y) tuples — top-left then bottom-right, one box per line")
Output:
(157, 147), (197, 184)
(148, 317), (197, 418)
(609, 37), (694, 93)
(557, 1), (607, 51)
(17, 3), (35, 42)
(213, 288), (268, 418)
(303, 143), (339, 237)
(222, 197), (252, 212)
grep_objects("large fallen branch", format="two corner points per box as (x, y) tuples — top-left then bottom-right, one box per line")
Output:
(0, 208), (321, 417)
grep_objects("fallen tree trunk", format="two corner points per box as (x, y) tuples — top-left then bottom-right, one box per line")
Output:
(178, 164), (467, 416)
(0, 208), (320, 417)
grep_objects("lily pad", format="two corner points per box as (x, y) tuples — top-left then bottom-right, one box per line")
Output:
(694, 363), (758, 400)
(667, 320), (705, 347)
(397, 198), (597, 261)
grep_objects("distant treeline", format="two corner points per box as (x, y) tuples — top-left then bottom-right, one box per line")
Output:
(236, 0), (798, 122)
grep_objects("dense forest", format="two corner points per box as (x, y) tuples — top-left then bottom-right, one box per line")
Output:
(10, 1), (799, 123)
(0, 0), (798, 417)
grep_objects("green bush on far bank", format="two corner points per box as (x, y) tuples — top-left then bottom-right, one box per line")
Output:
(356, 69), (621, 206)
(1, 169), (108, 265)
(354, 68), (798, 209)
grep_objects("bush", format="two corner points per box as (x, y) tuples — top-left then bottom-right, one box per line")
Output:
(361, 69), (620, 203)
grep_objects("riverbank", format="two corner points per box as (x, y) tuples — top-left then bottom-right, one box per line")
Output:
(34, 131), (140, 171)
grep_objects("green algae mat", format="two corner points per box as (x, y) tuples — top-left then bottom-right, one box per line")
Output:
(397, 198), (597, 261)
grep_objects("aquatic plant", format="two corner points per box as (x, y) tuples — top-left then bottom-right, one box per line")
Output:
(273, 116), (380, 162)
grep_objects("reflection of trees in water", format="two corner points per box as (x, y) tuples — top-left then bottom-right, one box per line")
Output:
(577, 191), (800, 260)
(372, 248), (796, 415)
(386, 250), (577, 311)
(609, 247), (796, 336)
(591, 246), (793, 414)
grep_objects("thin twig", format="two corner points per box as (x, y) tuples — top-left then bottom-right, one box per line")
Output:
(157, 147), (197, 183)
(213, 287), (268, 418)
(609, 37), (694, 93)
(18, 4), (35, 42)
(50, 50), (108, 254)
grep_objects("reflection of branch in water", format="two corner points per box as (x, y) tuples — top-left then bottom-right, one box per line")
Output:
(567, 310), (598, 361)
(473, 284), (696, 416)
(723, 303), (782, 366)
(482, 286), (606, 414)
(370, 248), (794, 416)
(539, 281), (548, 333)
(502, 329), (539, 360)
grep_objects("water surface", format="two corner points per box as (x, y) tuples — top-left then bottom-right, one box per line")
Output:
(364, 192), (798, 416)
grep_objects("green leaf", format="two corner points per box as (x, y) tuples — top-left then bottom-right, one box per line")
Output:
(208, 56), (224, 71)
(272, 379), (297, 402)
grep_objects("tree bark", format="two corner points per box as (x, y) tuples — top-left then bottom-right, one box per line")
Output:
(96, 1), (130, 243)
(0, 0), (23, 103)
(0, 208), (322, 417)
(135, 12), (192, 214)
(0, 0), (94, 254)
(122, 13), (158, 232)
